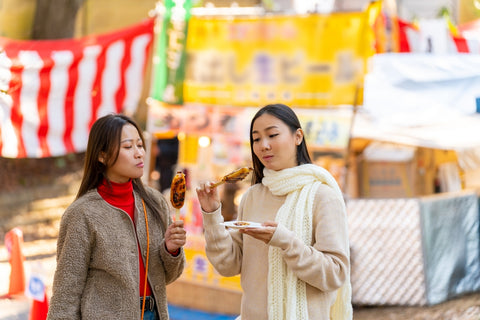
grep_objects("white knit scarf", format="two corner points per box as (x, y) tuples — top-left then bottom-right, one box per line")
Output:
(262, 164), (352, 320)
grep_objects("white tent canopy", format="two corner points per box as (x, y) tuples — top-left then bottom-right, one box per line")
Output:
(352, 53), (480, 170)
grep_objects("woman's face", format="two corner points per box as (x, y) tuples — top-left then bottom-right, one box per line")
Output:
(251, 113), (303, 171)
(103, 124), (145, 183)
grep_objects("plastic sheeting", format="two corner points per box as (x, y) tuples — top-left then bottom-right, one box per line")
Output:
(420, 192), (480, 305)
(352, 53), (480, 171)
(347, 191), (480, 306)
(362, 53), (480, 123)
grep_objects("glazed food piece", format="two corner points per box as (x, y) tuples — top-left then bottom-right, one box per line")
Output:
(170, 171), (186, 209)
(220, 221), (264, 229)
(211, 167), (253, 187)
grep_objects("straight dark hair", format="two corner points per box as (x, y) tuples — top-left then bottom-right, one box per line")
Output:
(77, 113), (166, 220)
(249, 103), (312, 185)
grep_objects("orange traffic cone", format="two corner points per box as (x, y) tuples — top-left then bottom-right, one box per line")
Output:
(4, 227), (26, 297)
(29, 290), (49, 320)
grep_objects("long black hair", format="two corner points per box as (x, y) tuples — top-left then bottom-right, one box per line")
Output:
(77, 113), (166, 220)
(249, 104), (312, 184)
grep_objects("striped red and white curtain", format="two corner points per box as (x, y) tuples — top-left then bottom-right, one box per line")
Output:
(0, 18), (154, 158)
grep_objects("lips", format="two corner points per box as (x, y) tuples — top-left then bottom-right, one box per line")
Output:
(136, 162), (144, 168)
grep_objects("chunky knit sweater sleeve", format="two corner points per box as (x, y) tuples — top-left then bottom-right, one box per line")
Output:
(202, 206), (243, 277)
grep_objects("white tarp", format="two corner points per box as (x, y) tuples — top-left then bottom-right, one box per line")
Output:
(352, 53), (480, 170)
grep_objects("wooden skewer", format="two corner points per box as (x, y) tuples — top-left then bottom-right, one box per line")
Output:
(211, 180), (226, 188)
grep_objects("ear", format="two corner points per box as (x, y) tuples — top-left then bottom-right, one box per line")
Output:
(98, 152), (106, 164)
(295, 128), (304, 146)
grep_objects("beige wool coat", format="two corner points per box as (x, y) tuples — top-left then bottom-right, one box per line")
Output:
(47, 187), (185, 320)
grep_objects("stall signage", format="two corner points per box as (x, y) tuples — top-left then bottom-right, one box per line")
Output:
(296, 107), (353, 149)
(183, 3), (379, 107)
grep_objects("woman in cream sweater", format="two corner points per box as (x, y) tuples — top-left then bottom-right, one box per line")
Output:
(196, 104), (352, 320)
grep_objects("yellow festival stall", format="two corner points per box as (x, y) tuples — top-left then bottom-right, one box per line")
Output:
(146, 2), (380, 314)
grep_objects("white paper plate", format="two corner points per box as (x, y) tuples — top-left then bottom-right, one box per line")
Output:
(220, 221), (264, 229)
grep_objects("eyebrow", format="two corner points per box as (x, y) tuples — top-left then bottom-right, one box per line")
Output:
(252, 125), (279, 134)
(120, 138), (141, 143)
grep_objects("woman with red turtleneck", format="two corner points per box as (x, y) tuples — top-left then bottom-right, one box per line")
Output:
(47, 114), (186, 320)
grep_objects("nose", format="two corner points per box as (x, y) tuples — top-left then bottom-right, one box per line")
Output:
(261, 139), (271, 151)
(134, 145), (144, 158)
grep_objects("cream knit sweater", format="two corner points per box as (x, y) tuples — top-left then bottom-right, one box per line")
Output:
(202, 165), (351, 320)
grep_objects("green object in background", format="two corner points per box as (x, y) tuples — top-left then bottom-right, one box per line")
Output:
(151, 0), (192, 104)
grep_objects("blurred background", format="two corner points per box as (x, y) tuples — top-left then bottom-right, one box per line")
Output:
(1, 0), (480, 319)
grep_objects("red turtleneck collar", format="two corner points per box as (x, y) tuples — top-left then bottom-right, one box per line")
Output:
(97, 178), (135, 216)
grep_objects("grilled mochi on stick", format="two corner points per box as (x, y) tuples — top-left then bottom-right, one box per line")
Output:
(170, 171), (186, 219)
(211, 167), (253, 188)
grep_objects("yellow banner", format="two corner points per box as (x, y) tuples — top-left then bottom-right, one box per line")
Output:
(184, 4), (379, 107)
